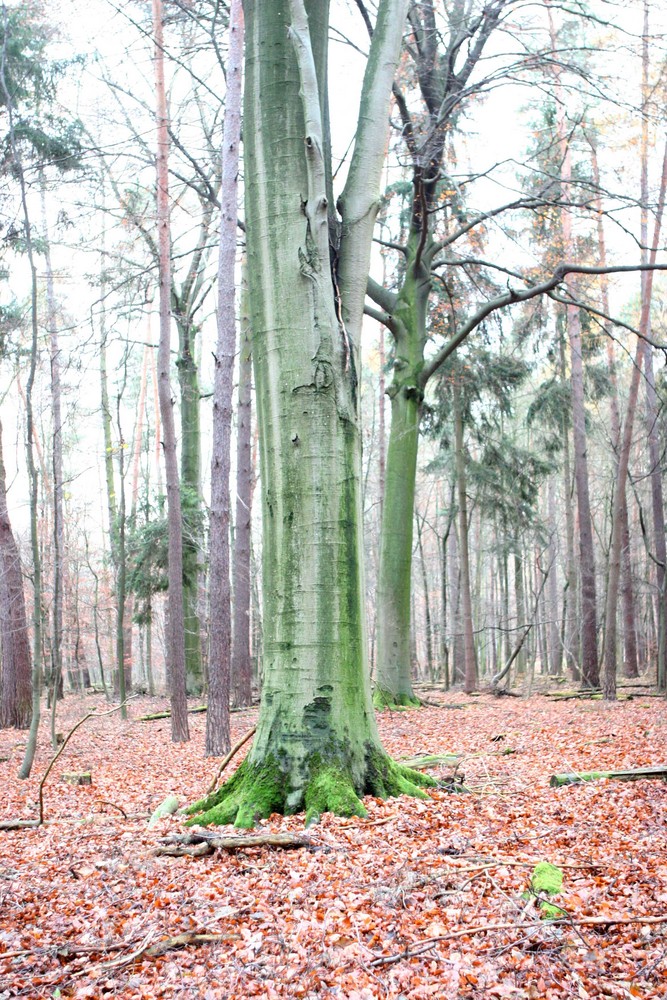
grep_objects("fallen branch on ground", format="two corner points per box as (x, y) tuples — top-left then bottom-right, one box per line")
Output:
(139, 705), (208, 721)
(155, 829), (313, 857)
(370, 913), (667, 967)
(550, 766), (667, 786)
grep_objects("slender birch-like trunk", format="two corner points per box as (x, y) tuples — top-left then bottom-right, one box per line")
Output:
(153, 0), (189, 742)
(187, 0), (431, 828)
(231, 275), (254, 709)
(206, 0), (244, 757)
(39, 178), (65, 711)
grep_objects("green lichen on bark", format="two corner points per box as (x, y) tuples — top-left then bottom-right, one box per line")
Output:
(185, 744), (435, 829)
(373, 685), (421, 710)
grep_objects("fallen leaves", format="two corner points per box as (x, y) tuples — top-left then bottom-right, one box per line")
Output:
(1, 693), (667, 998)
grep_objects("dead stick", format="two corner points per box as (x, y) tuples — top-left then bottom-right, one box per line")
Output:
(370, 914), (667, 967)
(37, 698), (136, 824)
(206, 725), (256, 795)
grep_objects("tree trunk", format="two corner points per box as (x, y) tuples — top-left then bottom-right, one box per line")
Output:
(40, 177), (64, 713)
(374, 377), (421, 707)
(153, 0), (189, 743)
(453, 382), (476, 693)
(206, 0), (244, 757)
(548, 4), (598, 687)
(416, 512), (433, 681)
(603, 138), (667, 698)
(588, 138), (639, 681)
(187, 0), (430, 827)
(231, 274), (254, 709)
(0, 420), (32, 729)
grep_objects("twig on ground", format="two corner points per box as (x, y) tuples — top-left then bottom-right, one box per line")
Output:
(0, 698), (135, 831)
(369, 914), (667, 967)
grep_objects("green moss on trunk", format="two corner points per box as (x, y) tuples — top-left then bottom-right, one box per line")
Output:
(373, 685), (421, 710)
(186, 745), (435, 829)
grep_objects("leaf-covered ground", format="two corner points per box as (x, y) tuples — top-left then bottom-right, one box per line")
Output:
(1, 691), (666, 999)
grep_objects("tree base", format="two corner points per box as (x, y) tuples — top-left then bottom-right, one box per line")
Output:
(185, 746), (435, 828)
(372, 685), (421, 711)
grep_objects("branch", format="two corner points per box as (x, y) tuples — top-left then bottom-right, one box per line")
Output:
(419, 262), (667, 387)
(370, 914), (667, 967)
(367, 275), (398, 313)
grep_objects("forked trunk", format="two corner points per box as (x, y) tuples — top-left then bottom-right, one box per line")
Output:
(187, 0), (430, 826)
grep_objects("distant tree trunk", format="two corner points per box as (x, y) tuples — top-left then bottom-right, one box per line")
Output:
(547, 478), (561, 674)
(40, 177), (64, 712)
(0, 420), (32, 729)
(231, 275), (253, 709)
(153, 0), (189, 742)
(416, 511), (433, 680)
(453, 381), (476, 693)
(514, 544), (526, 677)
(638, 8), (667, 688)
(548, 5), (598, 687)
(588, 135), (639, 680)
(206, 0), (244, 757)
(603, 136), (667, 698)
(644, 347), (666, 688)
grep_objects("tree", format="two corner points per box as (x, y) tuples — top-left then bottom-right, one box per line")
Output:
(153, 0), (189, 742)
(187, 0), (433, 827)
(205, 0), (243, 757)
(0, 415), (32, 729)
(0, 2), (83, 774)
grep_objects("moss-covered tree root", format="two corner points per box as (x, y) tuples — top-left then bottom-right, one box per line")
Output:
(373, 685), (422, 711)
(185, 749), (436, 828)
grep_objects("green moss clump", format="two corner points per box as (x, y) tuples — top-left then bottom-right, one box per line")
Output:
(304, 766), (368, 826)
(185, 757), (286, 829)
(373, 686), (421, 711)
(531, 862), (564, 896)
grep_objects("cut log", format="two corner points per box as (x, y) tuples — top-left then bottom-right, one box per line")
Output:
(550, 766), (667, 787)
(148, 794), (180, 826)
(62, 772), (92, 785)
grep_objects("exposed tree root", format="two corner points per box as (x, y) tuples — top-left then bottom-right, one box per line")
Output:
(372, 686), (422, 711)
(184, 748), (435, 828)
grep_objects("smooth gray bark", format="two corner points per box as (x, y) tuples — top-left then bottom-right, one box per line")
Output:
(206, 0), (244, 757)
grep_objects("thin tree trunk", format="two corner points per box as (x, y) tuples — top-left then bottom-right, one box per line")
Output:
(39, 176), (64, 716)
(153, 0), (189, 742)
(206, 0), (244, 756)
(603, 135), (667, 698)
(453, 382), (476, 693)
(416, 511), (433, 680)
(231, 271), (253, 709)
(548, 5), (599, 687)
(0, 38), (43, 776)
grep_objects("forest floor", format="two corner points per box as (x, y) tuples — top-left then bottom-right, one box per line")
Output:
(1, 689), (666, 1000)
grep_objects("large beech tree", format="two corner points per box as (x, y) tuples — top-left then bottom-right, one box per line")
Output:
(187, 0), (433, 827)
